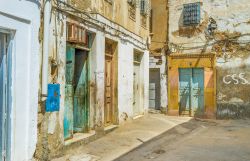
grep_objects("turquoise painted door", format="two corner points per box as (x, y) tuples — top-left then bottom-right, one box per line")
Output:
(0, 33), (12, 161)
(192, 68), (204, 115)
(73, 50), (89, 132)
(0, 33), (7, 161)
(179, 68), (192, 115)
(64, 46), (75, 139)
(179, 68), (204, 116)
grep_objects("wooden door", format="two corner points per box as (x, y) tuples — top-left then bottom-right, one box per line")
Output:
(149, 69), (161, 110)
(105, 56), (113, 126)
(0, 33), (7, 161)
(64, 46), (75, 139)
(73, 50), (89, 132)
(133, 64), (141, 116)
(0, 33), (12, 161)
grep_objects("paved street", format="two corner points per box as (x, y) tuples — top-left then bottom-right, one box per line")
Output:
(115, 119), (250, 161)
(53, 114), (191, 161)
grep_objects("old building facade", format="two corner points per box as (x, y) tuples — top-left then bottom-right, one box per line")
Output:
(35, 0), (150, 160)
(0, 1), (40, 161)
(168, 0), (250, 118)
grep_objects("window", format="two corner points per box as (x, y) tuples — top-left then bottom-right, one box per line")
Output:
(140, 0), (150, 16)
(183, 2), (201, 26)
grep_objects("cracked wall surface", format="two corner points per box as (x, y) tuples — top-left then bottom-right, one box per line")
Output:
(168, 0), (250, 118)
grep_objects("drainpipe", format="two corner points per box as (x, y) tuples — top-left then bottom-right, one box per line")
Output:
(41, 0), (51, 101)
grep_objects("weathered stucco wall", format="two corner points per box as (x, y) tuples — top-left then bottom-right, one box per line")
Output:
(168, 0), (250, 118)
(69, 0), (150, 40)
(150, 0), (168, 53)
(36, 1), (149, 159)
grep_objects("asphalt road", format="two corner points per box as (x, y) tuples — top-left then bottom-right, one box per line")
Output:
(115, 119), (250, 161)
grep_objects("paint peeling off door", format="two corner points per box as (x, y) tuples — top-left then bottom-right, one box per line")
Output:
(105, 57), (113, 125)
(179, 68), (192, 116)
(64, 46), (75, 139)
(192, 68), (204, 116)
(73, 50), (89, 132)
(133, 64), (141, 116)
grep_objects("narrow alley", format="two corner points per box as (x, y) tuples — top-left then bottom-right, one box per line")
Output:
(1, 0), (250, 161)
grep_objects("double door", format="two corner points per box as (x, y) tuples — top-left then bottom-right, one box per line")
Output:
(179, 68), (204, 116)
(64, 46), (89, 140)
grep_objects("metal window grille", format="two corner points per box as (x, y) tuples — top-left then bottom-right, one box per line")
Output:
(183, 2), (201, 26)
(140, 0), (146, 14)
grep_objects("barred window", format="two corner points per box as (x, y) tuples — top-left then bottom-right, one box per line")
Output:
(183, 2), (201, 26)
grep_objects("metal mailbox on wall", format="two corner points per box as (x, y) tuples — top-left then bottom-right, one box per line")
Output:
(46, 84), (60, 112)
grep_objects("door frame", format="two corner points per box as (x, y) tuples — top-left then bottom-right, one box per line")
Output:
(167, 53), (216, 118)
(64, 44), (90, 140)
(133, 50), (144, 117)
(178, 68), (204, 116)
(0, 29), (14, 161)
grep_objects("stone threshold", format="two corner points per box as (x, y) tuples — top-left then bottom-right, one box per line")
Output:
(133, 114), (144, 120)
(64, 131), (96, 147)
(104, 124), (118, 134)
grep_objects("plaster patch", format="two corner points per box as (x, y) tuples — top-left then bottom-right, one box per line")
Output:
(48, 112), (57, 134)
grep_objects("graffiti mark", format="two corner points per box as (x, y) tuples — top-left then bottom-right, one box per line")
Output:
(223, 73), (250, 85)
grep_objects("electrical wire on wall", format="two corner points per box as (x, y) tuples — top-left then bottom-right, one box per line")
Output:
(52, 0), (149, 50)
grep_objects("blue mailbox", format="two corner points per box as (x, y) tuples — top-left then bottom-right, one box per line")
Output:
(46, 84), (60, 112)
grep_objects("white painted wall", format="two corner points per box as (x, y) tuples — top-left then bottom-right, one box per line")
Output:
(118, 41), (134, 119)
(45, 11), (149, 150)
(0, 0), (40, 160)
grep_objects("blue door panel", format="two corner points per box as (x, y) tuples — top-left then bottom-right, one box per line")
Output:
(192, 68), (204, 114)
(179, 69), (192, 114)
(73, 50), (89, 132)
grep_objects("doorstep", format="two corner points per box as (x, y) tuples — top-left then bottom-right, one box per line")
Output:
(104, 124), (118, 134)
(64, 131), (96, 147)
(133, 114), (144, 120)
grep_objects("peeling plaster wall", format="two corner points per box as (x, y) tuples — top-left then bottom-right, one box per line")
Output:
(0, 1), (40, 161)
(70, 0), (150, 40)
(168, 0), (250, 118)
(36, 3), (149, 159)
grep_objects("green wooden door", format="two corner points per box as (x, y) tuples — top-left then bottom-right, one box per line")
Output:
(64, 46), (75, 139)
(73, 50), (89, 132)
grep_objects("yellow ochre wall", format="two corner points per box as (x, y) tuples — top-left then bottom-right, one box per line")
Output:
(167, 54), (216, 118)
